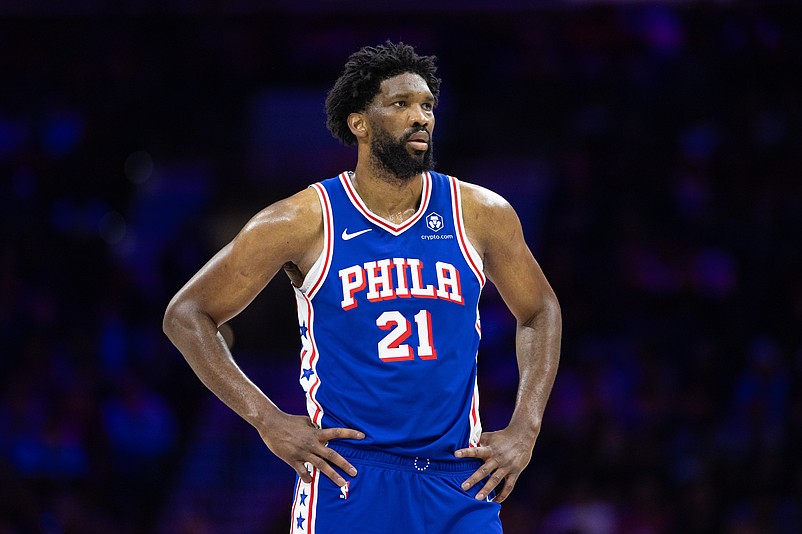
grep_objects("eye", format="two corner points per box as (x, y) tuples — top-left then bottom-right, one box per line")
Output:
(393, 101), (407, 107)
(422, 102), (434, 112)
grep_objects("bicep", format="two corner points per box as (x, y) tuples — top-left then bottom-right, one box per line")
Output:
(169, 192), (321, 326)
(474, 197), (556, 325)
(173, 231), (285, 326)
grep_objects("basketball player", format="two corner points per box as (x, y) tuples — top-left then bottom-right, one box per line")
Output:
(163, 41), (561, 533)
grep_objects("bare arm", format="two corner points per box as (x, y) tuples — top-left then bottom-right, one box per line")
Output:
(454, 182), (562, 502)
(163, 187), (363, 487)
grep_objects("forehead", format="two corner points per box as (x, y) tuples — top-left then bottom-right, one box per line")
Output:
(377, 72), (433, 99)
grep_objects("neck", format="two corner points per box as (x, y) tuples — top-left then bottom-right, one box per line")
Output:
(348, 165), (424, 224)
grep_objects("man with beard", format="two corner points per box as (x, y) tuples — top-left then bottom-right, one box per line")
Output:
(163, 41), (561, 533)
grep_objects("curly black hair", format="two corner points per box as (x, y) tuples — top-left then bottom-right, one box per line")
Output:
(325, 41), (441, 146)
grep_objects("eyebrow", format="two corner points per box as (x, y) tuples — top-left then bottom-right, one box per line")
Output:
(384, 90), (435, 101)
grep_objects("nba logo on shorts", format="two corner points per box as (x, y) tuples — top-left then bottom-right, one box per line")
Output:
(339, 481), (350, 500)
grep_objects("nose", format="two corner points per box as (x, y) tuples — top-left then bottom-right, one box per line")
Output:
(409, 104), (431, 128)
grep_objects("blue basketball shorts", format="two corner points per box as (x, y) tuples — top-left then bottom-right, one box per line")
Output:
(289, 443), (503, 534)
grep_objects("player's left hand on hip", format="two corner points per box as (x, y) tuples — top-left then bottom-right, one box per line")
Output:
(454, 428), (535, 503)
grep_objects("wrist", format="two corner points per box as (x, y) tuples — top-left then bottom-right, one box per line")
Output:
(245, 398), (283, 430)
(507, 414), (541, 442)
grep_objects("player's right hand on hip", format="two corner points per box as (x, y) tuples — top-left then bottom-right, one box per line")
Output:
(257, 411), (365, 487)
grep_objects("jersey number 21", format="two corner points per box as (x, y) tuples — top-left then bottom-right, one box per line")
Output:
(376, 310), (437, 361)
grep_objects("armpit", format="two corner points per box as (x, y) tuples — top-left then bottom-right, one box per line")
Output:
(283, 261), (305, 287)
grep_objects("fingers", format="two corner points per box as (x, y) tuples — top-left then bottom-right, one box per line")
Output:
(462, 461), (514, 502)
(292, 462), (313, 484)
(262, 416), (366, 489)
(454, 446), (493, 493)
(292, 451), (351, 487)
(475, 470), (505, 502)
(460, 457), (498, 493)
(292, 457), (348, 489)
(318, 427), (366, 442)
(455, 444), (519, 502)
(454, 445), (491, 459)
(295, 427), (364, 487)
(493, 474), (518, 503)
(316, 427), (364, 478)
(321, 443), (358, 478)
(311, 454), (350, 487)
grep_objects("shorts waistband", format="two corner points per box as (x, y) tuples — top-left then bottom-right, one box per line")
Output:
(329, 443), (482, 475)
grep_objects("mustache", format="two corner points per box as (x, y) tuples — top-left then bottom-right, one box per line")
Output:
(402, 126), (430, 141)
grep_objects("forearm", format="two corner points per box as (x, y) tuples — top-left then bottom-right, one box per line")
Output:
(163, 300), (280, 427)
(508, 294), (562, 440)
(456, 294), (561, 502)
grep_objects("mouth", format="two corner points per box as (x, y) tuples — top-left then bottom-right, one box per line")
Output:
(406, 131), (430, 151)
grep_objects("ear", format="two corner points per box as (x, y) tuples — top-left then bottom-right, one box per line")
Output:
(347, 112), (368, 140)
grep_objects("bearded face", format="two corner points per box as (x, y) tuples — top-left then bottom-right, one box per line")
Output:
(369, 124), (435, 181)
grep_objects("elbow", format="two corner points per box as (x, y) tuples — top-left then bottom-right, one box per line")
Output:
(162, 295), (191, 342)
(546, 291), (562, 325)
(545, 291), (562, 333)
(162, 295), (218, 346)
(523, 290), (562, 331)
(162, 298), (179, 340)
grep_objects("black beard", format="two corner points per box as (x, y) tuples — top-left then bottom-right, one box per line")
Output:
(370, 126), (435, 181)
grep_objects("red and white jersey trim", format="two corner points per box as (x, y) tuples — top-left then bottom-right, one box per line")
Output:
(298, 183), (334, 300)
(295, 290), (324, 427)
(448, 176), (485, 287)
(292, 183), (329, 440)
(469, 375), (483, 447)
(450, 175), (484, 447)
(290, 465), (320, 533)
(339, 171), (432, 236)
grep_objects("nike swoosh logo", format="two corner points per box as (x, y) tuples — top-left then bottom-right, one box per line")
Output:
(341, 228), (372, 240)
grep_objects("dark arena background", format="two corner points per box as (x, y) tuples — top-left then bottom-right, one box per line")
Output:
(1, 1), (801, 533)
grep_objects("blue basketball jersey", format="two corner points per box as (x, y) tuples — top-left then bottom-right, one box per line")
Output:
(293, 171), (486, 460)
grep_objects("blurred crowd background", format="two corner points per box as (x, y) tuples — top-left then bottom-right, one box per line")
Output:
(1, 2), (801, 533)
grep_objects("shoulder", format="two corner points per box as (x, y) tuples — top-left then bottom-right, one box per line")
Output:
(457, 179), (512, 216)
(236, 186), (323, 265)
(456, 180), (521, 258)
(246, 186), (322, 231)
